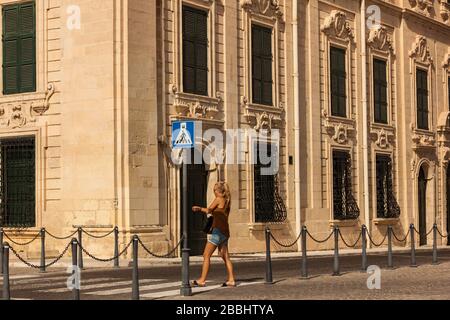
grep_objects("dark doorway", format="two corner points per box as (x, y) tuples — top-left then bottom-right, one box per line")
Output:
(418, 167), (427, 246)
(180, 150), (208, 256)
(447, 166), (450, 245)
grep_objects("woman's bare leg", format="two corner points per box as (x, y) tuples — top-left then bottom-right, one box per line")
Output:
(219, 244), (235, 285)
(197, 242), (217, 284)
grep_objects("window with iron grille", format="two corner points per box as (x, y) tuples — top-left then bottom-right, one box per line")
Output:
(252, 24), (273, 106)
(376, 155), (400, 219)
(416, 69), (429, 130)
(182, 6), (208, 96)
(373, 58), (388, 124)
(0, 137), (35, 228)
(332, 150), (360, 220)
(330, 47), (347, 117)
(2, 1), (36, 95)
(253, 142), (286, 223)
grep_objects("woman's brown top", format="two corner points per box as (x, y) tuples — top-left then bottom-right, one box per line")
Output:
(211, 205), (230, 238)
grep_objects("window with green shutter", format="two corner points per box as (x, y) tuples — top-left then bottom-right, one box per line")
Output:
(182, 6), (208, 96)
(416, 69), (428, 130)
(330, 47), (347, 117)
(252, 24), (273, 106)
(373, 59), (388, 124)
(2, 1), (36, 95)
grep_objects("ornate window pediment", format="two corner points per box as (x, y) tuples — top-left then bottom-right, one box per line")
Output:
(368, 26), (394, 54)
(409, 36), (433, 66)
(241, 0), (283, 20)
(321, 10), (354, 43)
(409, 0), (434, 16)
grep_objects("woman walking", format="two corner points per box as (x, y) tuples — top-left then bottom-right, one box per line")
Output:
(191, 181), (236, 287)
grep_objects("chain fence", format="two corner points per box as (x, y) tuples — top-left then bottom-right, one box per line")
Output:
(306, 229), (334, 244)
(366, 229), (388, 247)
(8, 241), (72, 269)
(45, 229), (78, 240)
(137, 236), (184, 258)
(3, 231), (41, 246)
(78, 238), (133, 263)
(392, 228), (410, 243)
(81, 228), (116, 239)
(338, 229), (362, 248)
(269, 231), (302, 248)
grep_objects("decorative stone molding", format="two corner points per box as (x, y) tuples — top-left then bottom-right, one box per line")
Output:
(412, 132), (436, 150)
(443, 52), (450, 69)
(441, 1), (450, 22)
(408, 0), (434, 16)
(409, 36), (433, 66)
(170, 85), (223, 122)
(321, 10), (354, 42)
(0, 83), (55, 129)
(322, 110), (356, 145)
(370, 127), (395, 149)
(367, 25), (394, 53)
(242, 96), (283, 131)
(241, 0), (283, 20)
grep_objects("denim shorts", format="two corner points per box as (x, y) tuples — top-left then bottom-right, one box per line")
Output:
(208, 228), (228, 247)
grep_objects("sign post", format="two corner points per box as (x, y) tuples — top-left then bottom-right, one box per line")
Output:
(172, 121), (195, 297)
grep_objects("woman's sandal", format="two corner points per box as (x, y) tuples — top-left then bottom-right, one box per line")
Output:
(221, 282), (237, 287)
(191, 280), (207, 287)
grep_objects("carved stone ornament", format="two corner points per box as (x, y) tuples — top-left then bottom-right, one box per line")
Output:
(409, 36), (433, 66)
(370, 128), (395, 149)
(441, 0), (450, 22)
(170, 84), (222, 121)
(409, 0), (434, 16)
(367, 26), (394, 53)
(321, 10), (354, 42)
(241, 96), (283, 131)
(412, 132), (436, 150)
(442, 52), (450, 69)
(323, 119), (355, 145)
(241, 0), (283, 19)
(0, 83), (55, 129)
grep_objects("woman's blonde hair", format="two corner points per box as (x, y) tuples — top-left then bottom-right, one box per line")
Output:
(214, 181), (231, 207)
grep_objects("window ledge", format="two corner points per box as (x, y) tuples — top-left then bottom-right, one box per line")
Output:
(329, 219), (359, 228)
(248, 223), (286, 232)
(373, 218), (400, 226)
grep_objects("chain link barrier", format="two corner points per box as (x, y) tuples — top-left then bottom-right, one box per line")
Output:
(137, 236), (183, 258)
(2, 231), (41, 246)
(413, 226), (434, 237)
(306, 229), (334, 244)
(338, 229), (362, 248)
(366, 229), (388, 247)
(45, 229), (78, 240)
(78, 239), (133, 263)
(392, 228), (410, 243)
(436, 227), (448, 239)
(8, 241), (72, 269)
(269, 231), (302, 248)
(81, 228), (116, 239)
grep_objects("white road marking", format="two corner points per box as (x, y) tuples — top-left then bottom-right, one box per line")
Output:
(40, 279), (164, 293)
(87, 281), (182, 296)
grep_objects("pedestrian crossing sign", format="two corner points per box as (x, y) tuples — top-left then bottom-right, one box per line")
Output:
(171, 121), (195, 149)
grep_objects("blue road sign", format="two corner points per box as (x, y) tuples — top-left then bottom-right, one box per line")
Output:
(172, 121), (195, 149)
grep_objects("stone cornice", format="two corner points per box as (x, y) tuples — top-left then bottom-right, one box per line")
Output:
(402, 8), (450, 33)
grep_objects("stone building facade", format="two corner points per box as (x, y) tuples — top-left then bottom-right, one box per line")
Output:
(0, 0), (449, 258)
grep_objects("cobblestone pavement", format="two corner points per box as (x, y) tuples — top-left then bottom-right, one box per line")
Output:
(169, 260), (450, 300)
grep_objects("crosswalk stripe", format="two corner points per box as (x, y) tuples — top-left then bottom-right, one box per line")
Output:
(87, 281), (182, 296)
(11, 278), (114, 290)
(40, 279), (164, 293)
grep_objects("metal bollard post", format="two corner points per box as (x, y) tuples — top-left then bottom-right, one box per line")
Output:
(332, 226), (340, 276)
(387, 226), (393, 269)
(2, 242), (10, 300)
(432, 223), (438, 265)
(410, 224), (417, 267)
(40, 228), (46, 273)
(114, 227), (119, 268)
(265, 227), (273, 284)
(132, 235), (140, 300)
(301, 226), (308, 278)
(361, 225), (367, 271)
(77, 228), (84, 270)
(71, 238), (80, 300)
(0, 229), (3, 275)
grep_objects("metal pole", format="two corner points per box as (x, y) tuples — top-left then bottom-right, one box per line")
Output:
(132, 235), (140, 300)
(114, 227), (119, 268)
(265, 227), (273, 284)
(410, 224), (417, 267)
(432, 223), (438, 265)
(333, 226), (340, 276)
(40, 228), (46, 273)
(71, 238), (80, 300)
(180, 162), (192, 296)
(77, 228), (84, 270)
(301, 226), (308, 278)
(0, 229), (3, 275)
(2, 242), (10, 300)
(387, 226), (393, 269)
(361, 225), (367, 271)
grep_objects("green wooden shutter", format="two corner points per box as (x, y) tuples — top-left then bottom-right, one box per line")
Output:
(2, 2), (35, 95)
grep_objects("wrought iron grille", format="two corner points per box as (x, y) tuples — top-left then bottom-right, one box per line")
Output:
(0, 136), (36, 228)
(254, 142), (287, 223)
(332, 151), (360, 220)
(376, 155), (400, 218)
